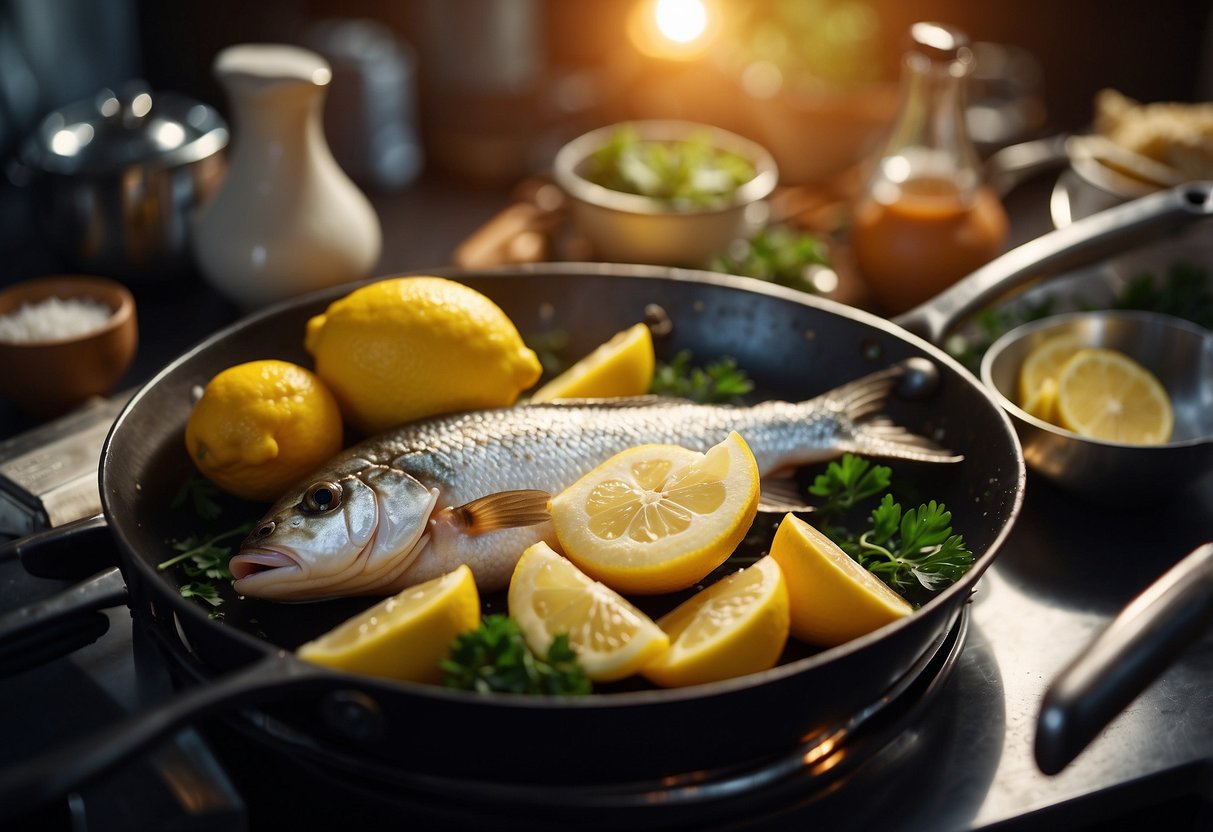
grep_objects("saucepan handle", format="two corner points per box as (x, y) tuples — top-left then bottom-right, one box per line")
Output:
(0, 651), (340, 825)
(0, 513), (119, 580)
(1034, 542), (1213, 775)
(894, 181), (1213, 344)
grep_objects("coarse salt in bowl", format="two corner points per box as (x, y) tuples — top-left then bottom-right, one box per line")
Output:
(0, 275), (137, 418)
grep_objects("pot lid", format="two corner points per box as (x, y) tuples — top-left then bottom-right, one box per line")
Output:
(19, 83), (229, 175)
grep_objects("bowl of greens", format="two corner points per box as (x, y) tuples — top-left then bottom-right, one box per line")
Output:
(553, 120), (778, 267)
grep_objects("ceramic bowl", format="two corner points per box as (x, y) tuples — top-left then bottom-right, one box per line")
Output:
(0, 275), (137, 418)
(552, 120), (778, 267)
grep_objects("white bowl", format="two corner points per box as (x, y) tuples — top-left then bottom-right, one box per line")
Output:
(552, 120), (778, 267)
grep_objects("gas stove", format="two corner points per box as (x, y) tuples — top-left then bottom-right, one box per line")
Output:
(2, 469), (1210, 831)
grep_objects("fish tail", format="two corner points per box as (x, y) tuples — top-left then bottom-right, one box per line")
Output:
(826, 362), (964, 464)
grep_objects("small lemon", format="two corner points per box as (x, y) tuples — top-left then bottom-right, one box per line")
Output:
(1055, 347), (1173, 444)
(297, 565), (481, 684)
(550, 432), (760, 595)
(768, 513), (912, 647)
(508, 541), (669, 682)
(304, 276), (543, 434)
(530, 323), (655, 402)
(185, 359), (343, 502)
(641, 556), (789, 688)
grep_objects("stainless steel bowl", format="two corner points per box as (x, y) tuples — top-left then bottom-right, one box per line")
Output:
(10, 84), (229, 282)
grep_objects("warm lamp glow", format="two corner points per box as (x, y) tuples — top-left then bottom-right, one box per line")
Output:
(628, 0), (719, 61)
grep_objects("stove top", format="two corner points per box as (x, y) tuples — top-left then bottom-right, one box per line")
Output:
(2, 470), (1211, 830)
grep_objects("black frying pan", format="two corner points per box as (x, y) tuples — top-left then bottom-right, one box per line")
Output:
(2, 183), (1210, 819)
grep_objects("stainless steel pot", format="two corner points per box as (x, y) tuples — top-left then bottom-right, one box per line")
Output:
(9, 83), (229, 282)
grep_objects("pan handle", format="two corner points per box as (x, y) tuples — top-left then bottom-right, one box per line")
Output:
(1034, 542), (1213, 775)
(894, 181), (1213, 345)
(0, 513), (119, 580)
(0, 567), (127, 677)
(0, 650), (341, 824)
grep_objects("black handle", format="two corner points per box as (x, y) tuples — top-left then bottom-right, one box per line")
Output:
(0, 513), (119, 580)
(0, 650), (339, 824)
(0, 567), (127, 676)
(1035, 542), (1213, 775)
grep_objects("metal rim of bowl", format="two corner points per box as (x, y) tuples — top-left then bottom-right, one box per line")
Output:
(552, 119), (779, 217)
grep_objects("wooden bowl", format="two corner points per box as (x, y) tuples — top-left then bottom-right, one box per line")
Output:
(0, 275), (137, 419)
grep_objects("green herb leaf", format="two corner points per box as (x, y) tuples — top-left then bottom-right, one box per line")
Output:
(808, 454), (892, 516)
(171, 474), (224, 521)
(650, 349), (754, 404)
(710, 226), (832, 293)
(180, 582), (223, 607)
(440, 614), (591, 696)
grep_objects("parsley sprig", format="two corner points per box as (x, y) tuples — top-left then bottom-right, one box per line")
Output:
(809, 455), (973, 595)
(158, 522), (252, 615)
(441, 614), (591, 695)
(650, 349), (754, 404)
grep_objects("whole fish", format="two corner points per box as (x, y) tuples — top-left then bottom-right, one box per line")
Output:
(230, 362), (961, 601)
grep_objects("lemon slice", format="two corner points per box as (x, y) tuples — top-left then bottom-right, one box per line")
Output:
(530, 323), (655, 401)
(768, 513), (912, 647)
(1055, 347), (1174, 444)
(1017, 333), (1086, 423)
(296, 564), (480, 683)
(508, 541), (669, 682)
(550, 432), (761, 594)
(641, 556), (789, 688)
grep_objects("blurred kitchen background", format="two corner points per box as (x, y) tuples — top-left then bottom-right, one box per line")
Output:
(1, 0), (1210, 283)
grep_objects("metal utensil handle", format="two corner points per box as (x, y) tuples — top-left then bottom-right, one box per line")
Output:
(1035, 542), (1213, 775)
(895, 181), (1213, 344)
(0, 651), (335, 824)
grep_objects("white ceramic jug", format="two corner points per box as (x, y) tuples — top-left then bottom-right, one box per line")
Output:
(192, 44), (382, 309)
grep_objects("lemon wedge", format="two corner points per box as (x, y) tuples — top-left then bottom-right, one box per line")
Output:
(508, 541), (669, 682)
(1017, 332), (1086, 423)
(550, 431), (760, 595)
(1055, 347), (1173, 444)
(768, 513), (912, 647)
(530, 323), (655, 401)
(296, 564), (480, 683)
(641, 555), (789, 688)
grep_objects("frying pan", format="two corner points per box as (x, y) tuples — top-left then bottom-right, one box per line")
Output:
(0, 183), (1209, 820)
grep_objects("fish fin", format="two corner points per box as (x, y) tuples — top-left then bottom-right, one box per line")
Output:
(825, 362), (964, 464)
(758, 472), (816, 514)
(434, 489), (553, 536)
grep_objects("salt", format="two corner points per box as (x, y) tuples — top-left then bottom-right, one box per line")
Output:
(0, 296), (114, 343)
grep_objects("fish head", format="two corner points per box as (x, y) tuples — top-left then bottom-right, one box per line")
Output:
(230, 458), (439, 601)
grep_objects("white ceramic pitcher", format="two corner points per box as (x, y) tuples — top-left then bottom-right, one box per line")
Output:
(192, 44), (382, 309)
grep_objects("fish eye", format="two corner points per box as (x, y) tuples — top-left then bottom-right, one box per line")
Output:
(301, 481), (343, 514)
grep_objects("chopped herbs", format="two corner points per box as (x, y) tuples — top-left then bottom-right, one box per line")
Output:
(171, 473), (224, 521)
(710, 226), (833, 293)
(441, 614), (591, 695)
(1112, 261), (1213, 329)
(808, 454), (973, 595)
(582, 125), (756, 208)
(158, 522), (252, 617)
(650, 349), (754, 404)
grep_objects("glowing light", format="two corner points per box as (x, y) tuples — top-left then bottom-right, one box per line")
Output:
(655, 0), (707, 44)
(628, 0), (719, 61)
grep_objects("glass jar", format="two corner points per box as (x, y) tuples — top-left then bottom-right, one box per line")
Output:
(850, 22), (1009, 315)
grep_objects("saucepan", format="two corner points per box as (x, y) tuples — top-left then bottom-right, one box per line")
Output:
(0, 184), (1210, 821)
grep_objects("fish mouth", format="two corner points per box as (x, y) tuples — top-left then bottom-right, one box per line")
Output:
(229, 548), (301, 581)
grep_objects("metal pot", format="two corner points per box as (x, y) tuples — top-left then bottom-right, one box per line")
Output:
(8, 83), (229, 282)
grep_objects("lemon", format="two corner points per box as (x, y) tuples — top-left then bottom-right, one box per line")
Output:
(1017, 333), (1086, 422)
(296, 564), (480, 684)
(641, 556), (789, 688)
(1055, 347), (1174, 444)
(530, 323), (655, 402)
(768, 513), (912, 647)
(304, 276), (543, 434)
(185, 359), (344, 502)
(508, 541), (669, 682)
(550, 432), (760, 595)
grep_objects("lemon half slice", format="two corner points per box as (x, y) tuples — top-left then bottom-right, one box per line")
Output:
(641, 555), (789, 688)
(508, 541), (669, 682)
(768, 513), (912, 647)
(1017, 332), (1086, 423)
(1055, 347), (1173, 444)
(550, 432), (761, 594)
(296, 564), (480, 683)
(530, 322), (655, 402)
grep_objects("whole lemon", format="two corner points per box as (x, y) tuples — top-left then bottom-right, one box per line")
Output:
(185, 360), (344, 502)
(304, 276), (542, 434)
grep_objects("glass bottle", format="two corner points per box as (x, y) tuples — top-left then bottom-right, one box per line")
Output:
(850, 22), (1009, 315)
